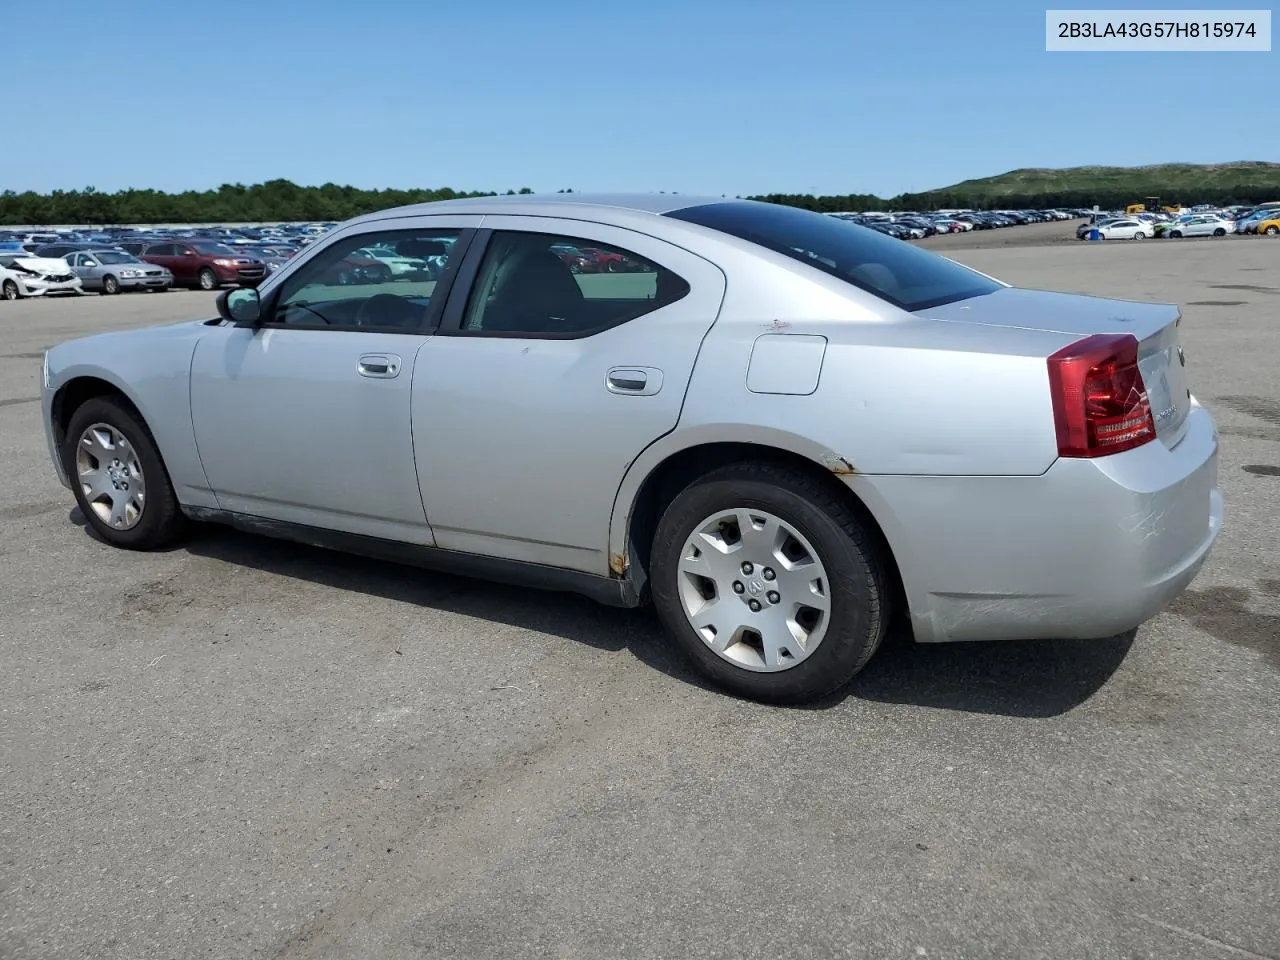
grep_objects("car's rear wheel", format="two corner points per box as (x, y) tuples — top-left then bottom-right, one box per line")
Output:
(63, 396), (185, 550)
(1214, 228), (1226, 237)
(1265, 225), (1279, 235)
(2, 280), (19, 300)
(1170, 230), (1183, 238)
(101, 274), (120, 295)
(1131, 231), (1145, 240)
(650, 462), (890, 704)
(198, 268), (218, 291)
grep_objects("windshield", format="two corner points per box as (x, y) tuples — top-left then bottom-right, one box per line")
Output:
(192, 243), (238, 256)
(666, 201), (1001, 311)
(95, 251), (136, 264)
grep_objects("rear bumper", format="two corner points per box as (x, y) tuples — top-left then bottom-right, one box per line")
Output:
(854, 401), (1222, 643)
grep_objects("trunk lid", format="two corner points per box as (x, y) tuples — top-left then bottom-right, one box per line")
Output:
(918, 287), (1192, 448)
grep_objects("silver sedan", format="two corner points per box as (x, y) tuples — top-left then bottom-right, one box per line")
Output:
(65, 249), (172, 294)
(40, 194), (1223, 703)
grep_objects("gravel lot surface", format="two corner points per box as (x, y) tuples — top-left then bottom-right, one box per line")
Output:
(2, 228), (1278, 960)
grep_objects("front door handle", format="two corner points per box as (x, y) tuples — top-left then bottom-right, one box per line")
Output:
(358, 353), (402, 378)
(607, 366), (663, 396)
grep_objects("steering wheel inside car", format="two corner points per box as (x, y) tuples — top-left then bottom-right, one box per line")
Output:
(353, 293), (422, 328)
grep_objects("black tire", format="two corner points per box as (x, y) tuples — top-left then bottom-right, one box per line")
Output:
(101, 274), (120, 295)
(63, 396), (185, 550)
(1265, 225), (1279, 235)
(1170, 230), (1183, 238)
(649, 462), (890, 704)
(197, 268), (218, 291)
(2, 279), (19, 300)
(1213, 228), (1226, 237)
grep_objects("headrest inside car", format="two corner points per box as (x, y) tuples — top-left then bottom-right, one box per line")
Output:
(395, 239), (447, 258)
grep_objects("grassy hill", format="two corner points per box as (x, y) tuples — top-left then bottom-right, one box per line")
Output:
(899, 161), (1280, 209)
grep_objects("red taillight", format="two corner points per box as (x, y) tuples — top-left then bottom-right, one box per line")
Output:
(1046, 333), (1156, 458)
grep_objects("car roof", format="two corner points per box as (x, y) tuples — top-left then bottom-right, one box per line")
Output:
(347, 192), (726, 227)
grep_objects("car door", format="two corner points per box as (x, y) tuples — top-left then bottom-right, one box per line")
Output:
(173, 243), (205, 282)
(412, 216), (727, 573)
(188, 216), (480, 544)
(141, 243), (176, 276)
(67, 253), (94, 284)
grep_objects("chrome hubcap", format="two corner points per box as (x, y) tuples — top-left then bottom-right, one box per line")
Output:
(677, 508), (830, 672)
(76, 423), (146, 531)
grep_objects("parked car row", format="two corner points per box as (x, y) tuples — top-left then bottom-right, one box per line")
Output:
(824, 207), (1087, 240)
(1077, 203), (1280, 241)
(0, 222), (341, 298)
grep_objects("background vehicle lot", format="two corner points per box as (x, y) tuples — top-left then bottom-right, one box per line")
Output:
(2, 231), (1278, 959)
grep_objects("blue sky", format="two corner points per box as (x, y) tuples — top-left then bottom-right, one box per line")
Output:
(3, 0), (1274, 198)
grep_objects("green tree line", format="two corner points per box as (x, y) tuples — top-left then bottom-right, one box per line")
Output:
(4, 177), (1280, 225)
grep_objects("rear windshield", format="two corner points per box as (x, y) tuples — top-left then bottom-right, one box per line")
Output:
(665, 201), (1000, 311)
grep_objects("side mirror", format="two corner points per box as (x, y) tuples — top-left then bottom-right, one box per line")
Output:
(218, 286), (262, 327)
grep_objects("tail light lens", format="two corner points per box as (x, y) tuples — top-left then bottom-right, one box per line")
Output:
(1046, 333), (1156, 458)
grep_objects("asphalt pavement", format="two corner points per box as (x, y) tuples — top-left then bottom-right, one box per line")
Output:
(1, 230), (1277, 960)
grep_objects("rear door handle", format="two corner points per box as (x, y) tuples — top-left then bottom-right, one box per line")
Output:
(606, 366), (663, 396)
(358, 353), (402, 378)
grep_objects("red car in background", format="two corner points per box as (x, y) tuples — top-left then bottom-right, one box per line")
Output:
(549, 242), (651, 274)
(137, 240), (267, 290)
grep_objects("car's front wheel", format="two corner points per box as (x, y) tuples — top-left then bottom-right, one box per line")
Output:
(198, 268), (218, 291)
(1265, 225), (1279, 235)
(2, 280), (19, 300)
(101, 274), (119, 295)
(650, 462), (890, 704)
(63, 396), (185, 550)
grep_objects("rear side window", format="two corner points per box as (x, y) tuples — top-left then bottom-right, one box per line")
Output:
(459, 231), (690, 337)
(665, 201), (1001, 312)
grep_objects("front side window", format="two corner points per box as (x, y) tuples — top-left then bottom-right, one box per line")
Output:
(460, 231), (689, 336)
(270, 227), (463, 331)
(665, 201), (999, 312)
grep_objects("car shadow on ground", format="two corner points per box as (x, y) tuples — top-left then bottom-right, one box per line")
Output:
(85, 512), (1135, 719)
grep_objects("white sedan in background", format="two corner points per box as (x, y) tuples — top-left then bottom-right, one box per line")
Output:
(1168, 216), (1232, 239)
(1095, 219), (1151, 240)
